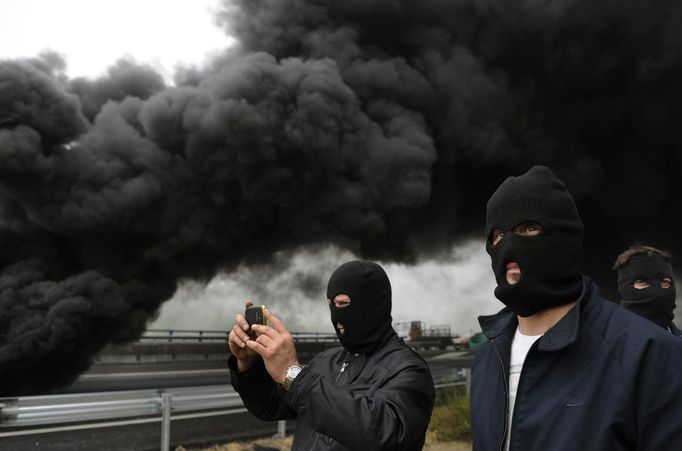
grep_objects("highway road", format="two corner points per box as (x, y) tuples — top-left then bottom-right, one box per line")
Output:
(52, 350), (472, 394)
(1, 350), (473, 450)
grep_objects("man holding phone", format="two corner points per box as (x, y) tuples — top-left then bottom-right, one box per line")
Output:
(227, 260), (434, 450)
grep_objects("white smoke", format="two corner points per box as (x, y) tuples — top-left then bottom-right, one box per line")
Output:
(149, 239), (500, 336)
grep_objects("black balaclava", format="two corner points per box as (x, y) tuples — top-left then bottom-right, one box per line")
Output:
(618, 254), (676, 329)
(486, 165), (584, 317)
(326, 260), (393, 353)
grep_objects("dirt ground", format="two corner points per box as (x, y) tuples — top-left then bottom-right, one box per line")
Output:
(181, 436), (472, 451)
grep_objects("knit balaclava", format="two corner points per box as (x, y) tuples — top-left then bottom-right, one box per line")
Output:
(618, 254), (676, 329)
(326, 261), (393, 353)
(486, 165), (584, 317)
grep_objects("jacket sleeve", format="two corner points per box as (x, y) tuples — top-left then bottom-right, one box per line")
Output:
(228, 355), (297, 421)
(634, 334), (682, 450)
(285, 358), (435, 450)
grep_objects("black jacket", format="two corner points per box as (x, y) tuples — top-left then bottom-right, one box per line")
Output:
(229, 332), (435, 450)
(471, 277), (682, 451)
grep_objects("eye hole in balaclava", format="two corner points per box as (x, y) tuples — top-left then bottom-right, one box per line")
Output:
(490, 222), (545, 247)
(490, 222), (545, 286)
(326, 260), (393, 353)
(485, 165), (584, 317)
(632, 278), (673, 290)
(618, 254), (676, 329)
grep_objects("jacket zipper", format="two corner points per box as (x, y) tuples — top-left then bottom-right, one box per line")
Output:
(507, 341), (539, 451)
(307, 353), (351, 450)
(491, 338), (509, 451)
(334, 357), (350, 383)
(326, 353), (351, 446)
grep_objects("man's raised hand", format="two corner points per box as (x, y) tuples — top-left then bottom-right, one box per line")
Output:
(227, 301), (259, 372)
(246, 309), (299, 384)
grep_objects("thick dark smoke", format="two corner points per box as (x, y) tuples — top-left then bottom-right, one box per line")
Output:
(1, 0), (681, 394)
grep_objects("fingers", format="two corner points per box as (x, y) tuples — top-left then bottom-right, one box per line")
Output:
(245, 327), (281, 353)
(265, 309), (289, 335)
(234, 312), (250, 332)
(228, 331), (244, 353)
(251, 323), (279, 340)
(255, 334), (274, 348)
(226, 330), (233, 354)
(230, 323), (250, 348)
(245, 339), (267, 355)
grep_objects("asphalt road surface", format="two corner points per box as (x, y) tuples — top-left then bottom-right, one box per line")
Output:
(51, 350), (472, 394)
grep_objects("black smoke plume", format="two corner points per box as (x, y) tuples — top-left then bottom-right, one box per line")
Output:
(1, 0), (681, 394)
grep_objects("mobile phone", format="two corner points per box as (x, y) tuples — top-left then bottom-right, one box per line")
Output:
(245, 304), (267, 327)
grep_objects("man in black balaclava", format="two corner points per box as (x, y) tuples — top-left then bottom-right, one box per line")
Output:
(485, 165), (584, 317)
(326, 260), (394, 353)
(613, 244), (681, 336)
(227, 260), (434, 450)
(470, 165), (682, 451)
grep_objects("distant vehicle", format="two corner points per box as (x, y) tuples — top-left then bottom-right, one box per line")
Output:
(468, 332), (488, 354)
(447, 331), (489, 354)
(393, 320), (454, 350)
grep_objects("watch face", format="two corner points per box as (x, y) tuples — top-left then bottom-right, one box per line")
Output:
(288, 365), (302, 378)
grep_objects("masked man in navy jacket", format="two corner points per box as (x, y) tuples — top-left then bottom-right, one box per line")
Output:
(613, 244), (682, 337)
(471, 166), (682, 451)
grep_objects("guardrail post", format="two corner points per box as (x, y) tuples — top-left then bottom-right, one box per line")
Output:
(276, 419), (286, 438)
(161, 392), (172, 450)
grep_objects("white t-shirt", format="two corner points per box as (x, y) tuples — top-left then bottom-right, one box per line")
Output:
(505, 327), (542, 451)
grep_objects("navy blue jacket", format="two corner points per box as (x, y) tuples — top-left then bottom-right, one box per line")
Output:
(671, 323), (682, 338)
(471, 277), (682, 451)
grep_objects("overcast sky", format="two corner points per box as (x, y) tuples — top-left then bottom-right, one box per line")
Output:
(0, 0), (230, 79)
(0, 0), (502, 335)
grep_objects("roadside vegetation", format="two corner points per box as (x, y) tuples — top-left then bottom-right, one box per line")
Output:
(426, 384), (472, 444)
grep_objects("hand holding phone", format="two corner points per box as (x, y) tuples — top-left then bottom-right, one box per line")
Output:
(227, 301), (262, 371)
(245, 304), (267, 327)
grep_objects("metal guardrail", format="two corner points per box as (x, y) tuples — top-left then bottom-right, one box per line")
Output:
(0, 369), (472, 449)
(138, 329), (458, 353)
(141, 329), (339, 343)
(0, 385), (240, 428)
(0, 372), (472, 429)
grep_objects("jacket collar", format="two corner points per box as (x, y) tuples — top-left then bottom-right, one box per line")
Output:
(478, 276), (595, 351)
(338, 331), (399, 384)
(670, 322), (682, 338)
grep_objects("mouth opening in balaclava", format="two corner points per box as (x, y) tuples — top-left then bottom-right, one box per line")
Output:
(618, 254), (676, 329)
(326, 260), (393, 353)
(485, 165), (584, 317)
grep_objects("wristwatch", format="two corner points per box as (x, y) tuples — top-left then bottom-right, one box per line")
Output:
(282, 364), (303, 390)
